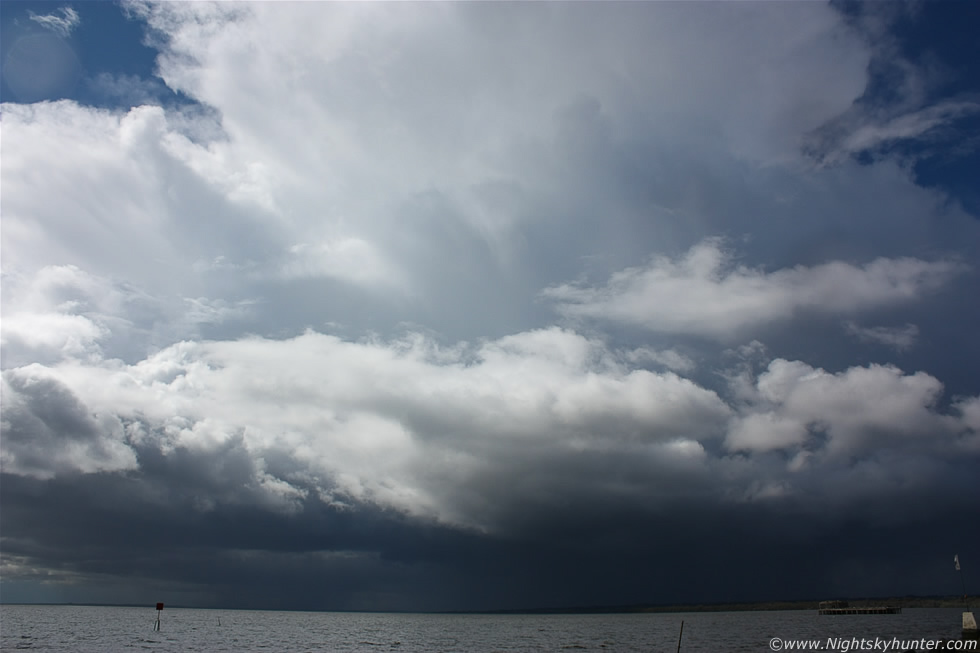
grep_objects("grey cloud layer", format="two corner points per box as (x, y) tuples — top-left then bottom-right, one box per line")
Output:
(3, 327), (977, 608)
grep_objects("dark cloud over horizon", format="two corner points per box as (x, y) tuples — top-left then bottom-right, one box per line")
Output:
(1, 1), (979, 611)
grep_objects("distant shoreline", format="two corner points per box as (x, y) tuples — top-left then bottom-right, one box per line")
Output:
(1, 595), (976, 615)
(483, 596), (979, 615)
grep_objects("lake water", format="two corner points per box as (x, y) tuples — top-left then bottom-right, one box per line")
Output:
(0, 605), (972, 652)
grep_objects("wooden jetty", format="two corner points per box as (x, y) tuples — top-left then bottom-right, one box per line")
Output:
(818, 601), (901, 615)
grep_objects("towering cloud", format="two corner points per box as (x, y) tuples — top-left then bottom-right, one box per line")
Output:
(2, 1), (978, 610)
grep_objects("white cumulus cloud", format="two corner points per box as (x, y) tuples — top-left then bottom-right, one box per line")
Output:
(544, 239), (961, 340)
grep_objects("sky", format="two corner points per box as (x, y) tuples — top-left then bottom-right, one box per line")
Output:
(1, 1), (979, 612)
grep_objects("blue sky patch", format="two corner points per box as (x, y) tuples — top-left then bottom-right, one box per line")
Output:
(1, 1), (195, 110)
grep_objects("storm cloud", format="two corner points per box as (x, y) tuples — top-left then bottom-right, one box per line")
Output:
(2, 1), (979, 611)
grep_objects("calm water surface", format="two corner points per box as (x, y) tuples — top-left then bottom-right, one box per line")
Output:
(0, 605), (969, 652)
